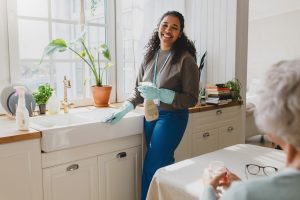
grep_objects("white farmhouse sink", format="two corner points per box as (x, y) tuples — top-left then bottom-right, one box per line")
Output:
(29, 113), (91, 128)
(30, 108), (144, 152)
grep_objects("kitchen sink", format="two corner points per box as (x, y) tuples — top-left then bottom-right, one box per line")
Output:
(30, 113), (91, 128)
(30, 107), (144, 152)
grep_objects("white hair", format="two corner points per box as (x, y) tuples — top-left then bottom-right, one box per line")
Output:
(255, 59), (300, 148)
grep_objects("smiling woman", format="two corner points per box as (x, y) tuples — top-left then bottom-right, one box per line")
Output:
(105, 10), (199, 200)
(158, 15), (181, 50)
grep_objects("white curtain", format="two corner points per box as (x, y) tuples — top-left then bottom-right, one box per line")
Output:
(118, 0), (238, 100)
(117, 0), (186, 100)
(131, 0), (186, 68)
(186, 0), (237, 86)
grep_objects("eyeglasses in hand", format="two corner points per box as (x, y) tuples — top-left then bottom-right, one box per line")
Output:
(245, 164), (278, 179)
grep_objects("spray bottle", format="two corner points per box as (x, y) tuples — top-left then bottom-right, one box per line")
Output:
(140, 82), (159, 121)
(14, 86), (29, 130)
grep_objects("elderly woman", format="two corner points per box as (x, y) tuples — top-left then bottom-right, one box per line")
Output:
(202, 59), (300, 200)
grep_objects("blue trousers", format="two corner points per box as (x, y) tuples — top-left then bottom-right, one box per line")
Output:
(141, 109), (188, 200)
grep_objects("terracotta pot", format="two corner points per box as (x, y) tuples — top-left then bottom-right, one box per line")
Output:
(91, 85), (112, 107)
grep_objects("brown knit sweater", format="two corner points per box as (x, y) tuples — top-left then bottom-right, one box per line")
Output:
(127, 49), (199, 111)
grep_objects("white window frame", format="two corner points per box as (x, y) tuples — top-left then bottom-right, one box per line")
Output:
(0, 0), (10, 114)
(6, 0), (116, 106)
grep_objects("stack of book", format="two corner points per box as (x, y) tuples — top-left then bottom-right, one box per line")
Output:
(206, 84), (232, 105)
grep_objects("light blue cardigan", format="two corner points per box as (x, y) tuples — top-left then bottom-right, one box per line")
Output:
(202, 170), (300, 200)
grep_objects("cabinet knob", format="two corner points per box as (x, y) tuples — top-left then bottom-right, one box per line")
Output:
(216, 110), (222, 115)
(116, 152), (127, 158)
(203, 132), (210, 138)
(227, 126), (234, 132)
(66, 164), (79, 171)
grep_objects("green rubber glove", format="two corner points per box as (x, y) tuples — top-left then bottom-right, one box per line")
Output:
(137, 85), (175, 104)
(104, 101), (134, 125)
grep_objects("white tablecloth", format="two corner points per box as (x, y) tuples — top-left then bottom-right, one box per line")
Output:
(147, 144), (285, 200)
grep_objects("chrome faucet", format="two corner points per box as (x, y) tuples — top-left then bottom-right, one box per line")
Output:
(62, 75), (73, 113)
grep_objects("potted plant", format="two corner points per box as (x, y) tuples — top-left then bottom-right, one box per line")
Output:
(225, 78), (242, 103)
(32, 84), (54, 114)
(40, 32), (113, 107)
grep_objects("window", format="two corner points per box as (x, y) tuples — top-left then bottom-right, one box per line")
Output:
(7, 0), (115, 106)
(2, 0), (190, 109)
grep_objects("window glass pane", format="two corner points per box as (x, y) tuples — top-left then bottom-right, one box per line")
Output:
(86, 0), (105, 24)
(17, 0), (48, 18)
(18, 19), (49, 59)
(21, 61), (50, 91)
(52, 0), (78, 21)
(14, 0), (111, 105)
(87, 26), (106, 59)
(52, 22), (82, 60)
(54, 62), (84, 100)
(87, 26), (105, 45)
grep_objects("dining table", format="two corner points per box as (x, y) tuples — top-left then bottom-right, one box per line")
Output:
(146, 144), (285, 200)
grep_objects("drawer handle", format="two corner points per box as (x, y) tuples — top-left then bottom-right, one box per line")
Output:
(203, 132), (210, 138)
(66, 164), (79, 171)
(227, 126), (234, 132)
(116, 152), (127, 158)
(216, 110), (222, 115)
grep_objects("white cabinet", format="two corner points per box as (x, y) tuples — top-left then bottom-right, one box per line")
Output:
(175, 105), (242, 161)
(98, 146), (141, 200)
(43, 157), (99, 200)
(218, 120), (240, 149)
(42, 135), (142, 200)
(0, 139), (43, 200)
(191, 128), (219, 156)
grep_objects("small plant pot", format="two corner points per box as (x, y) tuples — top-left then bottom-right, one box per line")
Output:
(200, 97), (206, 106)
(39, 104), (46, 115)
(230, 91), (237, 101)
(91, 85), (112, 107)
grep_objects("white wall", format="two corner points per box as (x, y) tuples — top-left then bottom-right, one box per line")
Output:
(186, 0), (237, 86)
(247, 6), (300, 86)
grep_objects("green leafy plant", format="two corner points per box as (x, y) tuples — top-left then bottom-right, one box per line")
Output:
(40, 32), (113, 87)
(226, 78), (242, 102)
(32, 84), (54, 105)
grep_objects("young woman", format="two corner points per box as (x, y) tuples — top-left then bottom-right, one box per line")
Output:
(106, 11), (199, 200)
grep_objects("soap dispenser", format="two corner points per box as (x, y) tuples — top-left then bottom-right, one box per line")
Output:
(14, 86), (29, 130)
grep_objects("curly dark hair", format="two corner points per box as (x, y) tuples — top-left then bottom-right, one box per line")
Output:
(144, 11), (197, 65)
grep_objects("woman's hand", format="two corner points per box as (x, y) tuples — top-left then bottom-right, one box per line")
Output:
(138, 85), (175, 104)
(138, 85), (159, 100)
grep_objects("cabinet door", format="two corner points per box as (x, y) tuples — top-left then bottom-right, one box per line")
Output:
(0, 139), (43, 200)
(43, 157), (98, 200)
(175, 125), (192, 162)
(191, 129), (219, 157)
(219, 121), (240, 149)
(98, 146), (142, 200)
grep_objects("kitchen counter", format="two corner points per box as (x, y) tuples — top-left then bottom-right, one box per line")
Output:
(0, 115), (41, 144)
(189, 101), (242, 113)
(0, 101), (241, 144)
